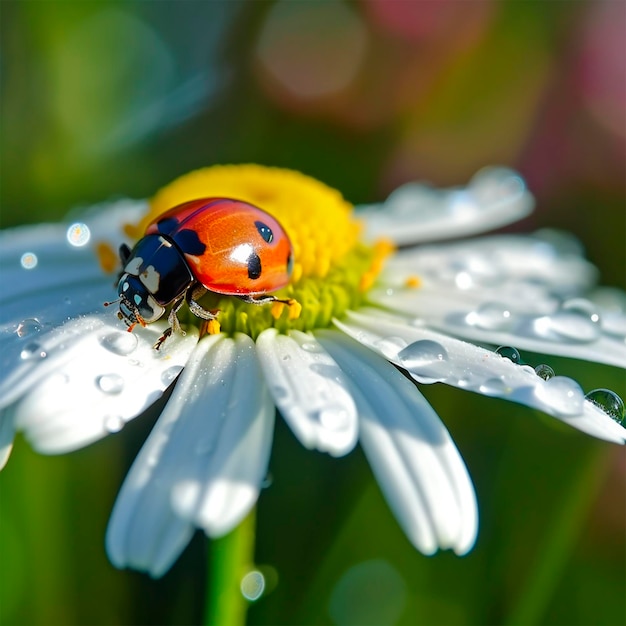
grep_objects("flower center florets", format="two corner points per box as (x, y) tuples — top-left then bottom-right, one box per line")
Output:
(121, 164), (391, 339)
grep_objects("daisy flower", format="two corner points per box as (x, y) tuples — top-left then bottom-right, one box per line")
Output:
(1, 164), (624, 578)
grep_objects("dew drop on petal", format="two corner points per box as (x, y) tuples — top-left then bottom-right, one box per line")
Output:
(534, 363), (555, 380)
(66, 222), (91, 247)
(104, 415), (125, 433)
(495, 345), (522, 364)
(161, 365), (183, 386)
(397, 340), (449, 381)
(468, 302), (515, 331)
(99, 331), (138, 356)
(240, 570), (265, 601)
(20, 342), (47, 360)
(271, 385), (289, 400)
(96, 374), (125, 395)
(20, 252), (38, 269)
(534, 376), (585, 416)
(301, 341), (323, 353)
(16, 318), (43, 338)
(585, 389), (625, 425)
(469, 167), (526, 206)
(479, 377), (509, 395)
(548, 299), (602, 343)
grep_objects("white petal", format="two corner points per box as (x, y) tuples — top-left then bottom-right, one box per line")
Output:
(358, 167), (534, 245)
(316, 330), (478, 556)
(0, 199), (147, 308)
(256, 328), (358, 456)
(337, 310), (626, 444)
(106, 333), (274, 577)
(5, 312), (198, 453)
(0, 407), (16, 470)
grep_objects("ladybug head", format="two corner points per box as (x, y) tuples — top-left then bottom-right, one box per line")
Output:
(116, 273), (165, 328)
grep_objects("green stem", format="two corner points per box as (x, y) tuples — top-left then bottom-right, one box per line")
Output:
(204, 509), (256, 626)
(505, 445), (611, 626)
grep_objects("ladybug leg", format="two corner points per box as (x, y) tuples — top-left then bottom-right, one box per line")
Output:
(154, 296), (185, 350)
(187, 284), (218, 320)
(238, 294), (293, 306)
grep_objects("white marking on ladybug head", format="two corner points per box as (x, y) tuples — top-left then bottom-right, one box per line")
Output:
(125, 256), (144, 274)
(140, 264), (161, 293)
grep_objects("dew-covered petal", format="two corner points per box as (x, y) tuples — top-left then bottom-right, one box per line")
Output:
(383, 230), (597, 296)
(317, 330), (478, 556)
(3, 312), (198, 454)
(337, 310), (626, 444)
(358, 167), (534, 245)
(0, 200), (146, 324)
(106, 333), (274, 577)
(371, 285), (626, 369)
(256, 328), (358, 456)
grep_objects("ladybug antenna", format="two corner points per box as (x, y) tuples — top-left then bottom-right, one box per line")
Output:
(103, 298), (120, 307)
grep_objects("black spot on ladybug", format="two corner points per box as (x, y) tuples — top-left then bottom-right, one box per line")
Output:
(156, 217), (180, 234)
(174, 229), (207, 256)
(255, 221), (274, 243)
(247, 253), (262, 280)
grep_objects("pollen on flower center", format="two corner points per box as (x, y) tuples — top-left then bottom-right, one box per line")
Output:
(122, 164), (393, 338)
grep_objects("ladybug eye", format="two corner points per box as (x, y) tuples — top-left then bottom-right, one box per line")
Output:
(255, 221), (274, 243)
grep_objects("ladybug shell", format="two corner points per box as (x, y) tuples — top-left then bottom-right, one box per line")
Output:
(146, 198), (293, 296)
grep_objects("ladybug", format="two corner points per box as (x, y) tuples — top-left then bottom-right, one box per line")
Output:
(113, 198), (294, 348)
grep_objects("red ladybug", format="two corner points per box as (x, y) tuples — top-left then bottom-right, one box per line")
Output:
(114, 198), (294, 347)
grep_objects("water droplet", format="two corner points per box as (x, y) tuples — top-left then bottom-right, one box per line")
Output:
(585, 389), (625, 425)
(96, 374), (124, 395)
(479, 377), (509, 395)
(66, 222), (91, 247)
(468, 302), (515, 331)
(397, 340), (449, 382)
(20, 252), (38, 269)
(161, 365), (183, 386)
(104, 415), (124, 433)
(548, 299), (601, 343)
(534, 364), (555, 380)
(469, 167), (526, 206)
(99, 331), (138, 356)
(271, 385), (289, 400)
(16, 318), (42, 338)
(454, 271), (474, 290)
(535, 376), (584, 416)
(20, 342), (47, 360)
(301, 341), (323, 353)
(240, 570), (265, 601)
(318, 407), (351, 431)
(533, 229), (583, 256)
(495, 346), (522, 364)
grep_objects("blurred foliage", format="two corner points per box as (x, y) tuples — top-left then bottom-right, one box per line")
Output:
(0, 1), (624, 625)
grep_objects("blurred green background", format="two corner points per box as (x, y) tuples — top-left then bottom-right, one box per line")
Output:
(1, 1), (624, 625)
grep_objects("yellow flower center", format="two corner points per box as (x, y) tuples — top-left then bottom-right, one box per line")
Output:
(122, 164), (391, 338)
